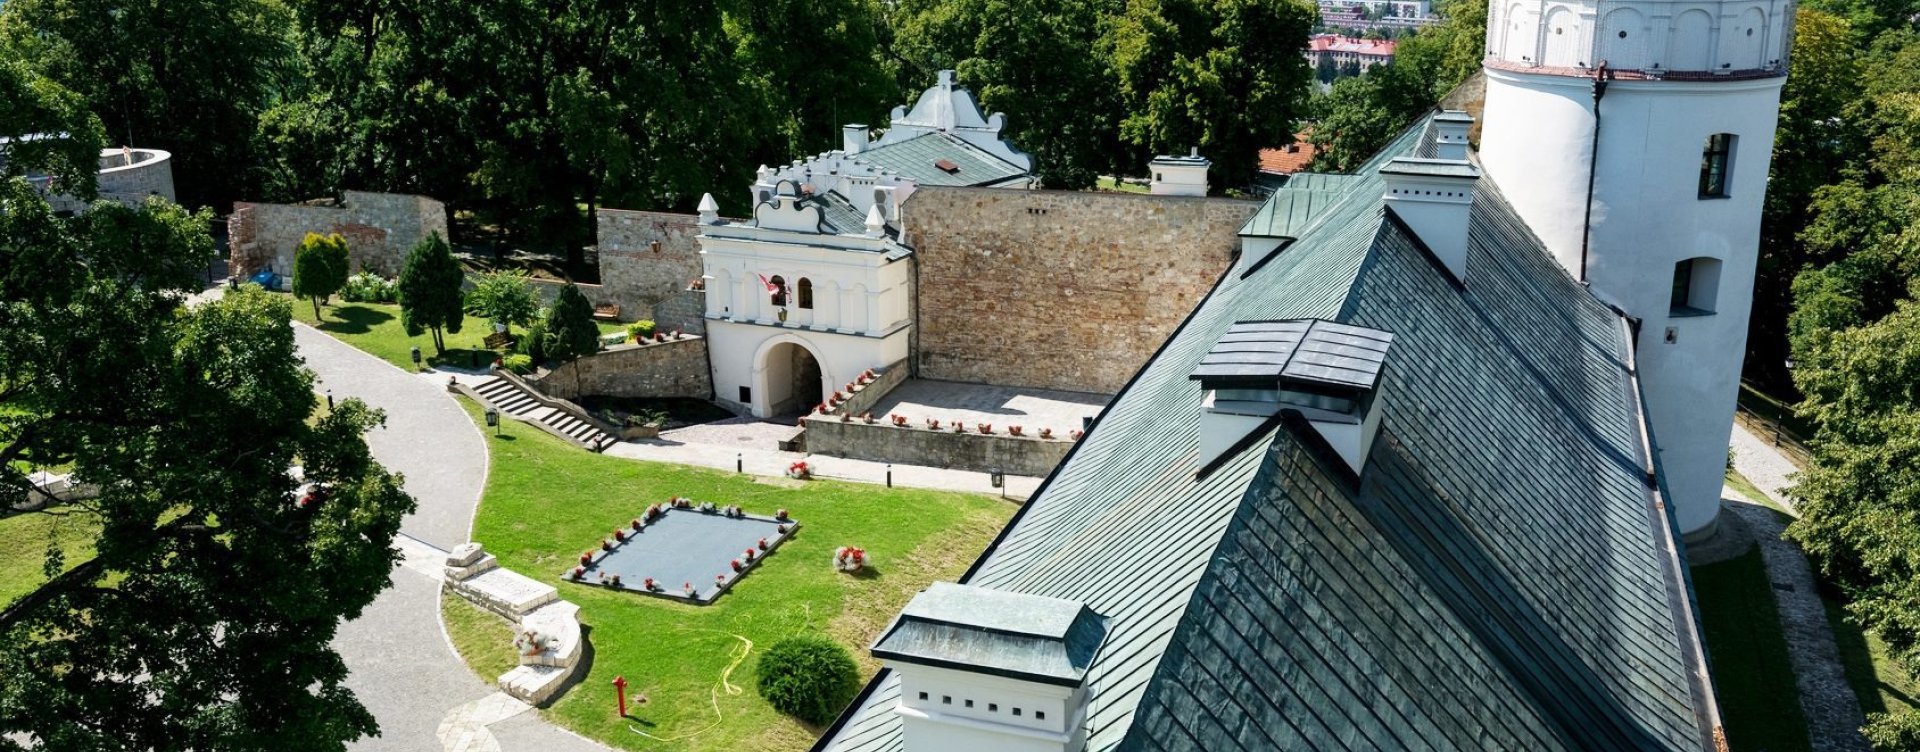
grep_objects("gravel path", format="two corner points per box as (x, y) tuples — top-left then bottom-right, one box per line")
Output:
(296, 323), (606, 752)
(1730, 422), (1803, 513)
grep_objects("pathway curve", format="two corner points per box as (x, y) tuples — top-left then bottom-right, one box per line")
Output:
(1731, 421), (1803, 513)
(295, 324), (606, 752)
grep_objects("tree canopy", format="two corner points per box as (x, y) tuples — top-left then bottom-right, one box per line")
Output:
(292, 232), (350, 319)
(542, 283), (601, 363)
(466, 270), (539, 336)
(398, 232), (466, 354)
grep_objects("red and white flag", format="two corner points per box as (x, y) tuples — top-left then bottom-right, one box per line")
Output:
(757, 273), (780, 292)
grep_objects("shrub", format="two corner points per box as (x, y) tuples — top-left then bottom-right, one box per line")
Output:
(466, 270), (539, 334)
(628, 320), (657, 340)
(502, 353), (534, 374)
(291, 232), (350, 318)
(341, 272), (398, 303)
(544, 283), (601, 362)
(518, 317), (549, 362)
(755, 636), (860, 726)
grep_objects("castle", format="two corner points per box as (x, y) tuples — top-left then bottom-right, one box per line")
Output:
(807, 1), (1791, 749)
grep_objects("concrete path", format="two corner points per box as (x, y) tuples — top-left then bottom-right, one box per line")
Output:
(295, 323), (606, 752)
(1730, 421), (1803, 513)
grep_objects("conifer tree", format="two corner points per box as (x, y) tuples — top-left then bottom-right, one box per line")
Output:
(543, 283), (601, 363)
(397, 233), (466, 354)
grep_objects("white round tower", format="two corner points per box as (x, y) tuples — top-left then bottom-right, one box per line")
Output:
(1477, 0), (1793, 538)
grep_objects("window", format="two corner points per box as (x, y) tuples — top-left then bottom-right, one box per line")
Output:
(1670, 257), (1722, 315)
(1013, 708), (1022, 717)
(1035, 711), (1046, 721)
(942, 696), (951, 705)
(917, 692), (928, 701)
(797, 278), (813, 309)
(769, 275), (788, 307)
(738, 386), (751, 403)
(1699, 134), (1735, 198)
(965, 699), (974, 708)
(989, 703), (998, 712)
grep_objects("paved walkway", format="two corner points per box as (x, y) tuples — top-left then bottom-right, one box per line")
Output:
(1730, 421), (1803, 513)
(295, 323), (606, 752)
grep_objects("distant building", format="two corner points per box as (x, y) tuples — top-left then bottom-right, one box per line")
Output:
(1305, 34), (1398, 70)
(1258, 135), (1320, 176)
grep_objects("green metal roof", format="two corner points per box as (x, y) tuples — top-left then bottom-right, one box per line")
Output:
(817, 117), (1713, 752)
(853, 132), (1028, 187)
(872, 582), (1108, 686)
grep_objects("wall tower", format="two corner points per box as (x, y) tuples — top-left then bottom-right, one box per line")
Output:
(1477, 0), (1793, 538)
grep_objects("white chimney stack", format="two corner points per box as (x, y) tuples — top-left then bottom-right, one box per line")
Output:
(1148, 148), (1210, 197)
(1433, 111), (1473, 161)
(843, 124), (870, 155)
(1381, 157), (1479, 283)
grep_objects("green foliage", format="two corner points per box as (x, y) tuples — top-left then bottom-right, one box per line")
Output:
(1104, 0), (1318, 190)
(729, 0), (893, 157)
(628, 320), (657, 340)
(517, 317), (550, 362)
(501, 353), (534, 375)
(1307, 0), (1486, 172)
(0, 176), (412, 747)
(543, 284), (601, 363)
(0, 0), (293, 209)
(341, 273), (398, 304)
(0, 53), (104, 199)
(755, 636), (861, 726)
(398, 233), (466, 354)
(1866, 710), (1920, 750)
(292, 232), (351, 319)
(465, 270), (538, 336)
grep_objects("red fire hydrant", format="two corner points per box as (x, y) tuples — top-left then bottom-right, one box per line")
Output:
(613, 675), (628, 717)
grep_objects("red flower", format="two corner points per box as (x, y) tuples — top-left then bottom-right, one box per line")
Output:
(631, 518), (642, 530)
(759, 538), (769, 551)
(731, 559), (742, 571)
(580, 552), (592, 566)
(572, 566), (585, 579)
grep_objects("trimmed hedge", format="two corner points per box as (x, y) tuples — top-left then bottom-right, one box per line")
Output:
(755, 636), (859, 726)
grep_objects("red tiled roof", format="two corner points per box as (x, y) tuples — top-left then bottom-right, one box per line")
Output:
(1258, 135), (1319, 175)
(1304, 34), (1397, 57)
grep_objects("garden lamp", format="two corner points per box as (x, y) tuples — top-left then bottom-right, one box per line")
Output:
(410, 346), (423, 370)
(485, 407), (499, 436)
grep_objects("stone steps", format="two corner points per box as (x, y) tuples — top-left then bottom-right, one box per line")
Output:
(469, 376), (615, 452)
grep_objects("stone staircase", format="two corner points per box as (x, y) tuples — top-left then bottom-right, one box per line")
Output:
(470, 375), (616, 452)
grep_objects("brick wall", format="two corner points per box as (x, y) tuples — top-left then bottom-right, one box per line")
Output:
(228, 191), (449, 282)
(529, 337), (712, 401)
(905, 187), (1257, 395)
(595, 208), (732, 324)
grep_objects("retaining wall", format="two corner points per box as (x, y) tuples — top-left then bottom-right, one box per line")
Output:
(803, 417), (1073, 477)
(529, 336), (712, 401)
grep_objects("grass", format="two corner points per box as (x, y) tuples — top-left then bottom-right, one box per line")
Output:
(0, 506), (102, 607)
(1726, 467), (1795, 518)
(445, 398), (1015, 751)
(442, 591), (522, 682)
(1825, 593), (1920, 726)
(1692, 548), (1812, 752)
(1095, 176), (1149, 194)
(288, 297), (625, 372)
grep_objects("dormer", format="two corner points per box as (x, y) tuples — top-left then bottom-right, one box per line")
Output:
(874, 582), (1107, 752)
(1190, 319), (1393, 474)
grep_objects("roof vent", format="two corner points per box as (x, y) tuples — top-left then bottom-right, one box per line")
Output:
(934, 158), (960, 174)
(1432, 110), (1473, 161)
(1381, 157), (1479, 283)
(1190, 319), (1393, 474)
(875, 582), (1106, 752)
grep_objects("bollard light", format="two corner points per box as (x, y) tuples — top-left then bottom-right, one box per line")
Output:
(485, 407), (500, 437)
(325, 389), (334, 410)
(410, 346), (423, 370)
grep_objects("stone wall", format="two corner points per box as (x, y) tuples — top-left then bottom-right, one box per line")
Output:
(228, 191), (449, 282)
(905, 187), (1256, 394)
(829, 359), (909, 418)
(529, 336), (712, 401)
(804, 418), (1074, 477)
(595, 208), (730, 325)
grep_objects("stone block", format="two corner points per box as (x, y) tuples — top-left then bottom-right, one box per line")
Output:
(446, 542), (487, 567)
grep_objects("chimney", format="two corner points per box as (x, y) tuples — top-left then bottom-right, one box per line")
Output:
(697, 193), (720, 225)
(1148, 148), (1210, 197)
(843, 124), (869, 155)
(1191, 319), (1393, 474)
(874, 583), (1105, 752)
(1432, 110), (1473, 161)
(1381, 158), (1479, 283)
(865, 204), (886, 238)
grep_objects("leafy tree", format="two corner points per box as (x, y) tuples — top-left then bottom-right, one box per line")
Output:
(0, 144), (414, 747)
(465, 270), (539, 336)
(0, 0), (294, 209)
(398, 233), (466, 355)
(755, 636), (860, 726)
(1307, 0), (1486, 172)
(0, 54), (104, 198)
(542, 283), (601, 363)
(729, 0), (894, 157)
(292, 232), (351, 320)
(1104, 0), (1318, 190)
(883, 0), (1119, 190)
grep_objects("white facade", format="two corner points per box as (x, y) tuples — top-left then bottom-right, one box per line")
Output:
(1479, 1), (1790, 537)
(888, 663), (1090, 752)
(1148, 151), (1210, 196)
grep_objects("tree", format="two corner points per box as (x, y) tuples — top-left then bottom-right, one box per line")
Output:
(755, 636), (860, 726)
(542, 283), (601, 363)
(1306, 0), (1486, 172)
(465, 270), (539, 336)
(1104, 0), (1319, 191)
(729, 0), (894, 158)
(292, 232), (351, 320)
(0, 54), (105, 199)
(398, 233), (466, 355)
(0, 0), (294, 209)
(0, 144), (414, 747)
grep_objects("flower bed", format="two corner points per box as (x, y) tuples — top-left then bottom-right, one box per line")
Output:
(559, 499), (799, 605)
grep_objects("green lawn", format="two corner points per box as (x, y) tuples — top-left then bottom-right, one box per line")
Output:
(0, 506), (102, 607)
(1693, 548), (1811, 752)
(1727, 468), (1794, 518)
(446, 399), (1015, 751)
(1826, 595), (1920, 727)
(288, 297), (626, 372)
(1095, 176), (1148, 194)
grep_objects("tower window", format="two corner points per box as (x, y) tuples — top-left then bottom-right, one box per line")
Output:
(1670, 257), (1722, 316)
(769, 275), (788, 307)
(797, 278), (814, 309)
(1699, 134), (1735, 198)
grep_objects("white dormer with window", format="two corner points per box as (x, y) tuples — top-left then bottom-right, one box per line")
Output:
(874, 583), (1106, 752)
(1190, 319), (1394, 474)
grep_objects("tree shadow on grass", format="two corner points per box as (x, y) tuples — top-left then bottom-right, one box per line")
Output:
(314, 305), (394, 335)
(428, 347), (496, 370)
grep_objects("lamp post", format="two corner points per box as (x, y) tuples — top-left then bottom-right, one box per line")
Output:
(410, 346), (423, 372)
(990, 467), (1004, 499)
(485, 407), (500, 437)
(325, 389), (334, 410)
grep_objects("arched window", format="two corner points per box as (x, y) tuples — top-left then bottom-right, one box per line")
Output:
(769, 275), (788, 307)
(797, 278), (814, 309)
(1700, 134), (1736, 198)
(1671, 257), (1722, 315)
